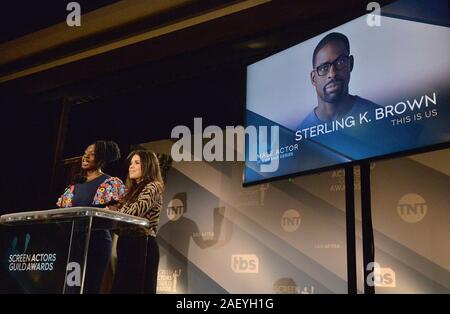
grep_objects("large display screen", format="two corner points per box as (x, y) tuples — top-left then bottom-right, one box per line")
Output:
(244, 0), (450, 185)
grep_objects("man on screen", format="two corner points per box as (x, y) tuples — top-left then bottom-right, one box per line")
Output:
(299, 32), (379, 129)
(294, 32), (423, 161)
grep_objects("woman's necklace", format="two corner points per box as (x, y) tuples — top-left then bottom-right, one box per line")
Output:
(86, 170), (103, 182)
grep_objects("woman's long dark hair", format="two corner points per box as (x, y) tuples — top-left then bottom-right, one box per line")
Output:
(121, 150), (164, 205)
(72, 140), (121, 184)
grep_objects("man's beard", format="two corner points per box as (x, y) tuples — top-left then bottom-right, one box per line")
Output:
(323, 80), (345, 103)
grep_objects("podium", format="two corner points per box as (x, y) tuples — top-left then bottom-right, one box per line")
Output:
(0, 207), (149, 294)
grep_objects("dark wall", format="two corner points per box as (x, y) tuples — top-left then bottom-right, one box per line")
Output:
(0, 94), (62, 213)
(63, 65), (246, 159)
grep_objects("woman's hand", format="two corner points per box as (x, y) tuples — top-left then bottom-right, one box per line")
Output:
(106, 204), (119, 211)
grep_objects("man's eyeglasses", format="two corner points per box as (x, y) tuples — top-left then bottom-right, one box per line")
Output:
(314, 55), (351, 76)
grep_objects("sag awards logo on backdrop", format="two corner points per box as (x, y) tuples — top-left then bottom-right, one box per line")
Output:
(273, 278), (299, 294)
(8, 234), (57, 272)
(329, 163), (376, 192)
(231, 254), (259, 273)
(237, 184), (269, 207)
(281, 209), (301, 232)
(273, 278), (315, 294)
(157, 269), (182, 293)
(397, 193), (428, 223)
(167, 198), (184, 221)
(330, 169), (347, 192)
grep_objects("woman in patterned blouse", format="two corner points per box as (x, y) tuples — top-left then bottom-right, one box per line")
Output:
(57, 140), (126, 293)
(110, 149), (164, 294)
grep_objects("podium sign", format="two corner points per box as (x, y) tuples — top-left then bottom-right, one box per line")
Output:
(0, 221), (72, 293)
(0, 207), (149, 294)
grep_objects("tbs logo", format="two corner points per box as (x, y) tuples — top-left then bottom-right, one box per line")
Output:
(231, 255), (259, 273)
(366, 262), (396, 287)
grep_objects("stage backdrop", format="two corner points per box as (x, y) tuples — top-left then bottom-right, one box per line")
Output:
(142, 140), (449, 294)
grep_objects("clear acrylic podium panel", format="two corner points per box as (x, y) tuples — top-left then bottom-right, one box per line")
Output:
(0, 207), (149, 294)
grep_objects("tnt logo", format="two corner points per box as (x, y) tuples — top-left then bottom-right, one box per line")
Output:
(397, 193), (427, 223)
(167, 198), (184, 221)
(366, 262), (396, 288)
(281, 209), (301, 232)
(231, 255), (259, 273)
